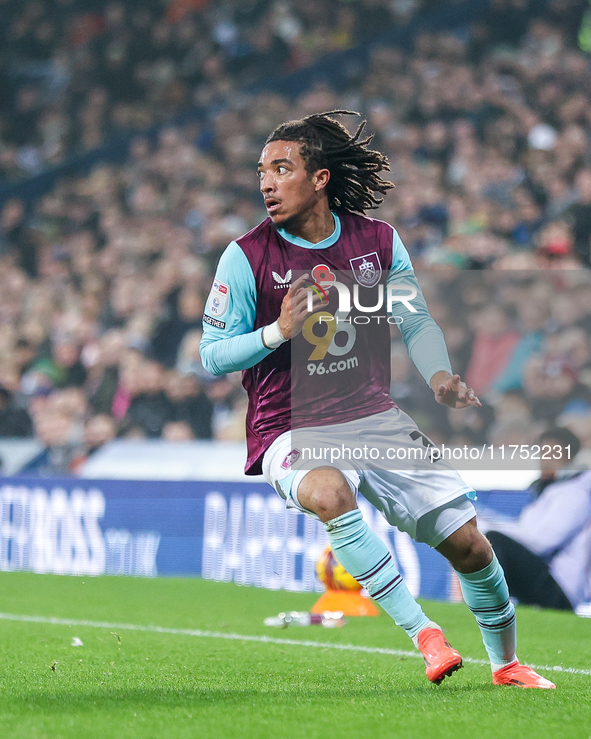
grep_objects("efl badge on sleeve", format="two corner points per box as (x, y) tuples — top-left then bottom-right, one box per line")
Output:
(349, 252), (382, 288)
(206, 279), (229, 317)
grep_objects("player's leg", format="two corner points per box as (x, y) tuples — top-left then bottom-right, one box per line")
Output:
(262, 423), (461, 684)
(298, 466), (433, 640)
(296, 466), (461, 683)
(435, 519), (515, 667)
(435, 517), (556, 689)
(352, 408), (555, 688)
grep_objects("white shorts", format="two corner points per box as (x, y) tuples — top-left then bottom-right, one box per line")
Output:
(262, 408), (476, 548)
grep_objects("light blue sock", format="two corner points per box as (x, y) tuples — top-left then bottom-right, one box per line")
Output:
(325, 509), (431, 640)
(456, 554), (517, 671)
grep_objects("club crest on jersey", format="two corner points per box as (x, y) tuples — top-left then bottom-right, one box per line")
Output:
(206, 278), (229, 317)
(349, 252), (382, 287)
(272, 269), (292, 289)
(281, 449), (301, 469)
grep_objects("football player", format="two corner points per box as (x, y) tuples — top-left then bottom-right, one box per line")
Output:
(200, 111), (554, 688)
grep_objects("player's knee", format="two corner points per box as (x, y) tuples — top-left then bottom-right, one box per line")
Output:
(437, 520), (493, 574)
(462, 534), (492, 573)
(297, 467), (356, 522)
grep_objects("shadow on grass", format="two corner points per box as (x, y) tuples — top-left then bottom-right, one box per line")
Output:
(3, 681), (494, 713)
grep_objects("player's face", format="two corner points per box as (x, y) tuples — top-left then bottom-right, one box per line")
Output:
(257, 140), (328, 229)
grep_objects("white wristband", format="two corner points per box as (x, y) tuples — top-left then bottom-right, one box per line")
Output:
(262, 321), (287, 349)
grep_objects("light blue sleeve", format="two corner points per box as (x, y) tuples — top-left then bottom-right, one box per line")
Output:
(387, 228), (452, 385)
(199, 241), (274, 376)
(390, 228), (413, 271)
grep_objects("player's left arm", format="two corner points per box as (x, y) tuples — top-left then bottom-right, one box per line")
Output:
(429, 371), (481, 409)
(387, 228), (481, 409)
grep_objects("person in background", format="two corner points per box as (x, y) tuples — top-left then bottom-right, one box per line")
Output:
(122, 359), (174, 438)
(70, 414), (119, 473)
(486, 428), (591, 611)
(165, 370), (213, 439)
(0, 385), (33, 437)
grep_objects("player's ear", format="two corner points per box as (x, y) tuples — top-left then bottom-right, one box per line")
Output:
(314, 168), (330, 192)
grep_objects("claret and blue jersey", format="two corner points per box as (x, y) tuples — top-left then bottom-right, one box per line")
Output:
(200, 212), (452, 474)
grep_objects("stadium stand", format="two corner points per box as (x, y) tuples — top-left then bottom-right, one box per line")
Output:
(1, 0), (440, 181)
(0, 0), (591, 473)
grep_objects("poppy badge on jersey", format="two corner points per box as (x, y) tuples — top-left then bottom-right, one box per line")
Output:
(349, 252), (382, 287)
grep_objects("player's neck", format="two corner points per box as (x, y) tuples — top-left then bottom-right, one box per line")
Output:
(282, 203), (335, 244)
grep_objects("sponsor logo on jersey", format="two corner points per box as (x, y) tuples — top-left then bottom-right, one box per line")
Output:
(203, 314), (226, 329)
(280, 449), (301, 469)
(206, 279), (229, 317)
(272, 270), (292, 289)
(349, 252), (382, 287)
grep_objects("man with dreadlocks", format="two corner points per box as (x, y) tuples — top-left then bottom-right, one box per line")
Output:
(200, 111), (555, 689)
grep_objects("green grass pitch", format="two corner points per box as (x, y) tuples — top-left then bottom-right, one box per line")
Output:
(0, 572), (590, 739)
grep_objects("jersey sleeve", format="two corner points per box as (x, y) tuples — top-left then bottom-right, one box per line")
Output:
(387, 228), (452, 385)
(390, 227), (413, 271)
(199, 241), (274, 376)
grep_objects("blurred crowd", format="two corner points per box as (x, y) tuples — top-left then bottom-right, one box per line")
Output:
(1, 0), (436, 180)
(0, 0), (591, 473)
(391, 269), (591, 463)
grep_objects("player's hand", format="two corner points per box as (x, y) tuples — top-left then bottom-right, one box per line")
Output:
(431, 372), (482, 409)
(277, 273), (325, 339)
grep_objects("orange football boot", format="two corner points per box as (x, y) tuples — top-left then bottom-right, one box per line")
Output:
(417, 627), (463, 684)
(492, 661), (556, 689)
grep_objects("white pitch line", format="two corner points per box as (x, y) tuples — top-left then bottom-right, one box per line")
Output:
(0, 612), (589, 677)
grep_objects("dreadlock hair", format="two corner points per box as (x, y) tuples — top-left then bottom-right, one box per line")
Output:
(265, 110), (394, 215)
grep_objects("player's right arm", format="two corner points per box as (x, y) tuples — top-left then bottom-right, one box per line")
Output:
(200, 245), (321, 376)
(199, 242), (275, 376)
